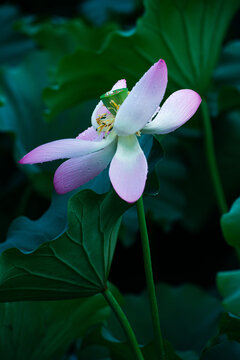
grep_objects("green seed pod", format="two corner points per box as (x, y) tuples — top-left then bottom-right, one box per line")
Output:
(100, 88), (128, 115)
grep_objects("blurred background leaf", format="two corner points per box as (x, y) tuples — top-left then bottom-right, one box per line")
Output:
(200, 341), (240, 359)
(104, 284), (222, 354)
(0, 5), (34, 67)
(217, 269), (240, 316)
(221, 197), (240, 249)
(0, 294), (109, 360)
(218, 312), (240, 343)
(78, 0), (141, 26)
(209, 40), (240, 115)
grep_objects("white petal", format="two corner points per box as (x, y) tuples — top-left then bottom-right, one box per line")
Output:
(91, 101), (109, 129)
(113, 59), (168, 136)
(111, 79), (127, 91)
(76, 126), (103, 141)
(109, 135), (148, 203)
(142, 89), (202, 134)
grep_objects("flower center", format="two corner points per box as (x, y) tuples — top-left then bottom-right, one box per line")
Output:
(96, 112), (115, 134)
(96, 88), (129, 135)
(100, 88), (128, 115)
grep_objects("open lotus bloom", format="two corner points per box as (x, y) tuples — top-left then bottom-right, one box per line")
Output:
(19, 60), (201, 203)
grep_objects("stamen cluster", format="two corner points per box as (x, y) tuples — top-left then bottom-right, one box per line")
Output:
(96, 113), (115, 134)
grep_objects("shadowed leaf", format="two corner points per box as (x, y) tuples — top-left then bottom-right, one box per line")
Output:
(0, 190), (130, 301)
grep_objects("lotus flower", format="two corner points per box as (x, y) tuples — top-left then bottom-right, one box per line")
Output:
(19, 60), (201, 203)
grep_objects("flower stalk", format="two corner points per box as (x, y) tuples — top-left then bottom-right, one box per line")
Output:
(136, 197), (165, 359)
(103, 288), (144, 360)
(201, 99), (228, 214)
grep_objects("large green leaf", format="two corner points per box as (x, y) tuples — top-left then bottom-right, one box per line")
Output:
(219, 312), (240, 343)
(221, 197), (240, 248)
(135, 0), (239, 94)
(0, 294), (109, 360)
(0, 190), (130, 301)
(43, 0), (239, 119)
(217, 269), (240, 316)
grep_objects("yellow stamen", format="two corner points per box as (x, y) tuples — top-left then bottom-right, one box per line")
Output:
(96, 113), (107, 125)
(110, 100), (120, 111)
(96, 113), (115, 135)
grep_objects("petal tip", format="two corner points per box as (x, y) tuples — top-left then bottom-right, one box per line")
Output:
(197, 93), (202, 104)
(190, 90), (202, 109)
(155, 58), (168, 82)
(111, 79), (127, 91)
(111, 182), (144, 203)
(158, 58), (166, 65)
(157, 58), (167, 70)
(18, 154), (32, 164)
(123, 194), (142, 203)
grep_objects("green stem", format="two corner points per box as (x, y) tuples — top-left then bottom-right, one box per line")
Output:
(136, 197), (165, 359)
(201, 99), (228, 214)
(103, 288), (144, 360)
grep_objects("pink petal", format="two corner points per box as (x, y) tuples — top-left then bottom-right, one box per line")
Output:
(111, 79), (127, 91)
(91, 80), (127, 129)
(91, 101), (110, 129)
(19, 135), (115, 164)
(76, 126), (104, 141)
(54, 141), (116, 194)
(142, 89), (202, 134)
(109, 135), (148, 203)
(113, 59), (168, 136)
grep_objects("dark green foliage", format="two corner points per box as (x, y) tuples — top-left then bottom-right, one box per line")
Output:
(221, 197), (240, 249)
(0, 190), (130, 301)
(0, 295), (109, 359)
(105, 284), (222, 353)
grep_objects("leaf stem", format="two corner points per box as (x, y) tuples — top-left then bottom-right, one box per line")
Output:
(201, 98), (228, 214)
(103, 288), (144, 360)
(136, 197), (165, 359)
